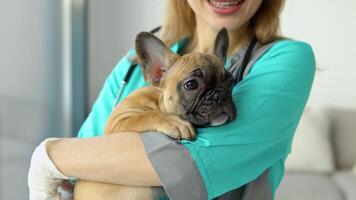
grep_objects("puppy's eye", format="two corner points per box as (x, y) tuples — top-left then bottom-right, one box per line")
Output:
(184, 80), (198, 90)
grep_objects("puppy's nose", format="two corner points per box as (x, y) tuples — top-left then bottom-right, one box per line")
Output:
(213, 89), (227, 103)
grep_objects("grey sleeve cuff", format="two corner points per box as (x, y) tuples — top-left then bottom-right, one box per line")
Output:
(214, 169), (272, 200)
(141, 132), (208, 200)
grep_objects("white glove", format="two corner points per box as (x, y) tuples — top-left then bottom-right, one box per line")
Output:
(28, 138), (74, 200)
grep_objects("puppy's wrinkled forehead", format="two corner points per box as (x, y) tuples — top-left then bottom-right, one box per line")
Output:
(167, 53), (224, 82)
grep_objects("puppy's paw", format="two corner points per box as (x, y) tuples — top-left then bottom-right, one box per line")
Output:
(155, 115), (195, 140)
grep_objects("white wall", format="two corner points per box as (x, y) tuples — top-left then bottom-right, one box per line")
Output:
(87, 0), (164, 106)
(281, 0), (356, 109)
(0, 1), (62, 199)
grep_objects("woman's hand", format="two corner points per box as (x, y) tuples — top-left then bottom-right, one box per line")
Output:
(28, 138), (73, 200)
(29, 133), (161, 194)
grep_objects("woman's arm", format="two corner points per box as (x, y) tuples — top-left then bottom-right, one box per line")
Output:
(47, 132), (162, 186)
(28, 52), (161, 199)
(179, 40), (316, 199)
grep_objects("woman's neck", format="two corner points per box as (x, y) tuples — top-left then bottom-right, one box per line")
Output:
(191, 19), (253, 56)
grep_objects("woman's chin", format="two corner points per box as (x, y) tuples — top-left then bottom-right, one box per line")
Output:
(206, 18), (244, 32)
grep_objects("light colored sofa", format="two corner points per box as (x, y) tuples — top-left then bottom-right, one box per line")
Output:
(276, 107), (356, 200)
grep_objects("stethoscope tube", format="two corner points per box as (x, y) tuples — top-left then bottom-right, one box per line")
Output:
(112, 62), (136, 108)
(234, 37), (257, 85)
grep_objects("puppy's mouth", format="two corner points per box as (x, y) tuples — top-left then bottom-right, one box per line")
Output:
(209, 113), (230, 126)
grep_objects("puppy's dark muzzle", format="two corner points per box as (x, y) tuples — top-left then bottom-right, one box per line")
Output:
(183, 86), (236, 127)
(211, 88), (228, 104)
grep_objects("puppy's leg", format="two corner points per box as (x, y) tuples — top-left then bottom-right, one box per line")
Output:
(75, 180), (152, 200)
(105, 110), (196, 140)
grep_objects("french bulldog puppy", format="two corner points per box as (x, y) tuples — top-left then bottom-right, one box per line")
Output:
(74, 28), (236, 200)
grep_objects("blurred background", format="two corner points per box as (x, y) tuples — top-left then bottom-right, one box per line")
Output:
(0, 0), (355, 199)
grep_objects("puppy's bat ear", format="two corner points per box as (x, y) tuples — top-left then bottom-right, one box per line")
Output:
(135, 32), (178, 85)
(214, 28), (229, 64)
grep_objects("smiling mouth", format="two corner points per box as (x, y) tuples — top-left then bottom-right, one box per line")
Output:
(208, 0), (244, 9)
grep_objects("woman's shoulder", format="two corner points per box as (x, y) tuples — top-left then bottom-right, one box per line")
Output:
(267, 39), (315, 61)
(244, 39), (316, 90)
(255, 39), (316, 74)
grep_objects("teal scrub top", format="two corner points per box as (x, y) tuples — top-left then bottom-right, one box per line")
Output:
(77, 39), (315, 199)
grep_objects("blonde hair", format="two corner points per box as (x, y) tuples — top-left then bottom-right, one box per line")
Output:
(159, 0), (285, 47)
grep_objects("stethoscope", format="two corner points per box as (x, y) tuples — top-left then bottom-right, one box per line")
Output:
(112, 27), (257, 109)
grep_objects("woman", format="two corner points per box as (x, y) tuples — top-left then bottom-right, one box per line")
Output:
(28, 0), (315, 199)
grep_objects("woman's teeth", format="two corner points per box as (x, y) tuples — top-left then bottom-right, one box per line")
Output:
(209, 0), (242, 8)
